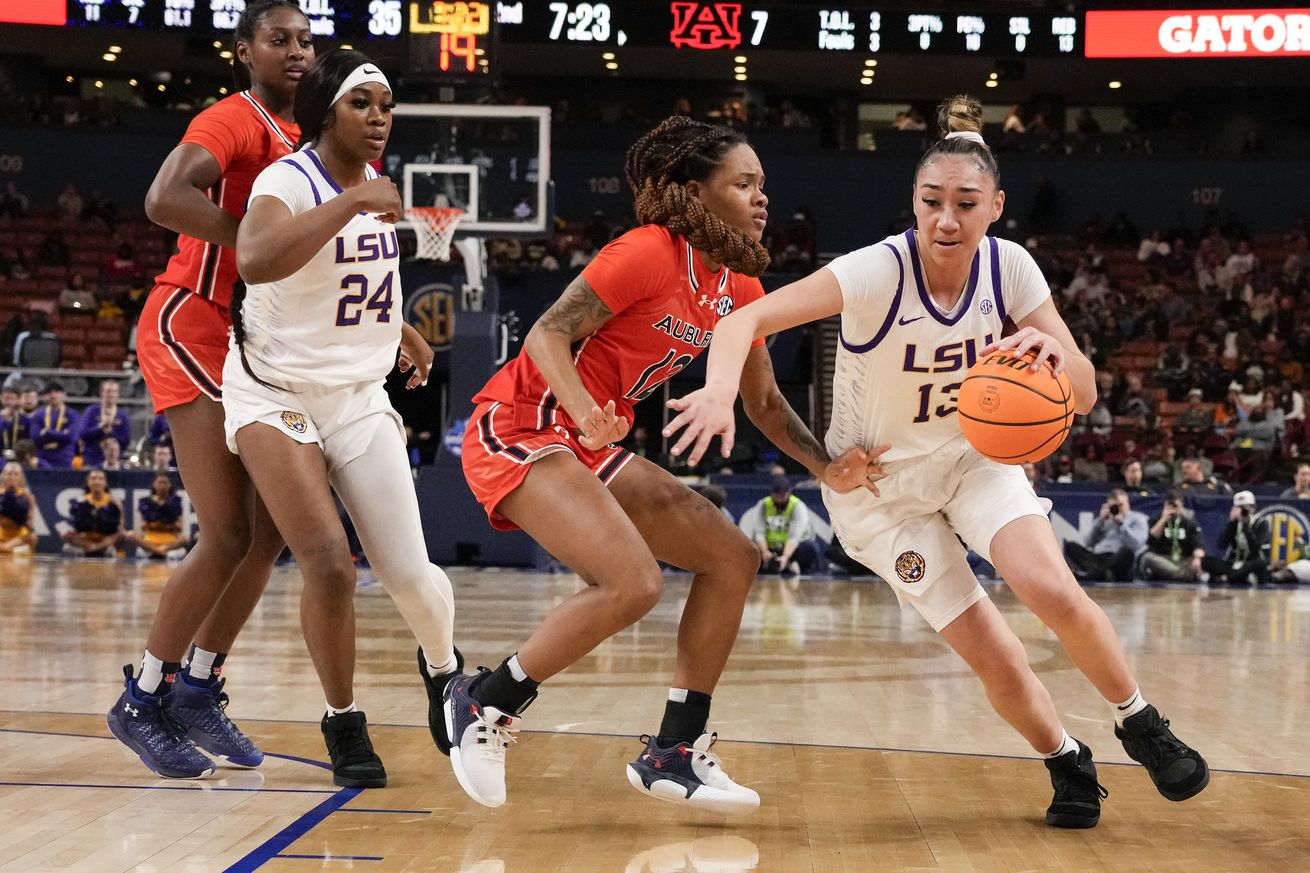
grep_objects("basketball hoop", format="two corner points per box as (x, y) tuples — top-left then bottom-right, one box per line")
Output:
(405, 206), (464, 261)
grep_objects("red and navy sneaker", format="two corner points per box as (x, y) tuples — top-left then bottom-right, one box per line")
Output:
(625, 732), (760, 815)
(444, 671), (521, 808)
(106, 665), (216, 779)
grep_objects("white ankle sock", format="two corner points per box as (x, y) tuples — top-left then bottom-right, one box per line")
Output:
(186, 646), (220, 681)
(1110, 688), (1148, 727)
(138, 651), (166, 696)
(1042, 730), (1078, 759)
(507, 653), (528, 682)
(326, 701), (358, 717)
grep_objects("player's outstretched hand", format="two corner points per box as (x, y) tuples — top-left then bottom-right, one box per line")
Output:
(398, 324), (434, 389)
(822, 444), (892, 495)
(578, 400), (630, 451)
(353, 177), (403, 224)
(664, 386), (737, 467)
(981, 328), (1066, 375)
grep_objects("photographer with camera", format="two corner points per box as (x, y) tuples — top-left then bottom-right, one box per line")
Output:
(1064, 488), (1148, 582)
(1139, 491), (1207, 581)
(1199, 491), (1272, 586)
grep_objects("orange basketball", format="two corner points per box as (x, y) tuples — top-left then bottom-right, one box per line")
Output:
(957, 349), (1075, 464)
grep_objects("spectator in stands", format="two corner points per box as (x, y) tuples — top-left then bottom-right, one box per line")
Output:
(83, 189), (117, 233)
(627, 425), (654, 461)
(1137, 230), (1170, 264)
(0, 180), (29, 219)
(1214, 383), (1249, 434)
(1196, 251), (1233, 295)
(1064, 488), (1147, 582)
(1140, 443), (1178, 485)
(36, 230), (70, 268)
(1155, 345), (1189, 401)
(145, 413), (172, 451)
(18, 384), (39, 416)
(1280, 463), (1310, 499)
(699, 484), (733, 523)
(1120, 459), (1154, 498)
(32, 381), (75, 468)
(101, 242), (141, 283)
(58, 272), (97, 313)
(12, 439), (44, 470)
(1104, 211), (1140, 249)
(0, 246), (30, 280)
(1163, 238), (1192, 279)
(1200, 491), (1271, 585)
(126, 473), (191, 560)
(1073, 441), (1108, 482)
(1119, 373), (1159, 429)
(1178, 457), (1232, 495)
(152, 443), (176, 472)
(1002, 105), (1025, 134)
(1084, 397), (1113, 437)
(1174, 388), (1213, 438)
(56, 182), (84, 222)
(13, 311), (61, 368)
(77, 379), (131, 468)
(1139, 491), (1206, 581)
(0, 462), (38, 554)
(0, 385), (30, 455)
(100, 436), (124, 472)
(61, 468), (123, 557)
(738, 476), (823, 575)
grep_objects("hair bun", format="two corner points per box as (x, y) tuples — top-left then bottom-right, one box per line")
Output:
(936, 94), (983, 138)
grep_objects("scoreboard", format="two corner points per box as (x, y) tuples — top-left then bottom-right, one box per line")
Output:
(59, 0), (406, 38)
(499, 3), (1083, 57)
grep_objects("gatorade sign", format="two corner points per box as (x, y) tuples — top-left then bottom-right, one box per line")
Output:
(1086, 8), (1310, 56)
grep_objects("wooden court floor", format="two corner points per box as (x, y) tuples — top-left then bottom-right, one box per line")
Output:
(1, 557), (1307, 872)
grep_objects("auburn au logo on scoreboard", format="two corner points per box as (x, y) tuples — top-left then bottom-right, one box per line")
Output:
(1086, 8), (1310, 57)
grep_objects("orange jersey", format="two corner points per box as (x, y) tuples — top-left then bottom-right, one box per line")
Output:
(475, 225), (766, 430)
(153, 91), (299, 308)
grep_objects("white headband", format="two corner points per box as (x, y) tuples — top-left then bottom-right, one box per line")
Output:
(945, 130), (987, 146)
(330, 62), (391, 108)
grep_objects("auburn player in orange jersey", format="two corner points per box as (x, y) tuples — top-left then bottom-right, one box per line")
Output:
(449, 116), (876, 811)
(106, 0), (312, 780)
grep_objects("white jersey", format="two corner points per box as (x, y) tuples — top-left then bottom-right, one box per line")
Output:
(238, 148), (401, 389)
(824, 230), (1050, 463)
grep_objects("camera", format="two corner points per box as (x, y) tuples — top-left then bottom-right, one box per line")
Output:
(1108, 503), (1121, 516)
(1240, 507), (1251, 518)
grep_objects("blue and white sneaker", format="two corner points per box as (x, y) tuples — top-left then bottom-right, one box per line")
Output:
(444, 672), (522, 808)
(626, 733), (760, 815)
(107, 665), (216, 779)
(168, 672), (264, 767)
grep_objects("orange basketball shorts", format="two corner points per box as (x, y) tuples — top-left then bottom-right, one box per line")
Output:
(461, 400), (634, 531)
(137, 284), (228, 414)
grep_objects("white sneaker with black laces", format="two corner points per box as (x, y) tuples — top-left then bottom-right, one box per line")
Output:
(625, 732), (760, 815)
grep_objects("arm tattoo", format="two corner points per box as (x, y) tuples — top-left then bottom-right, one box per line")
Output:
(538, 276), (613, 338)
(746, 349), (830, 468)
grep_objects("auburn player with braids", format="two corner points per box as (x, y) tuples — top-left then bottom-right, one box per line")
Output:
(452, 116), (877, 811)
(107, 0), (310, 780)
(666, 95), (1209, 828)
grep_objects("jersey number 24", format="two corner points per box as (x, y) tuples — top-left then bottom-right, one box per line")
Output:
(336, 273), (394, 326)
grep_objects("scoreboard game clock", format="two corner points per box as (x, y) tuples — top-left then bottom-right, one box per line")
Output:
(497, 2), (1083, 57)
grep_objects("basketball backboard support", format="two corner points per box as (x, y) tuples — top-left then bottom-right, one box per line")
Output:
(389, 104), (551, 237)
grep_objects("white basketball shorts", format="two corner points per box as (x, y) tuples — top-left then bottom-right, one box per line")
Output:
(222, 355), (403, 475)
(823, 435), (1052, 632)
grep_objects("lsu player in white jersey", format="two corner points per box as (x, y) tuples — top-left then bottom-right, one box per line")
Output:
(228, 49), (460, 787)
(664, 96), (1209, 828)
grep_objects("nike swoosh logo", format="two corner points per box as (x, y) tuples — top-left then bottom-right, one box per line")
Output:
(364, 66), (381, 75)
(898, 315), (925, 326)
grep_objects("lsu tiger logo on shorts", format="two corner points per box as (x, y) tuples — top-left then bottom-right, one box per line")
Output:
(895, 550), (926, 584)
(280, 411), (308, 434)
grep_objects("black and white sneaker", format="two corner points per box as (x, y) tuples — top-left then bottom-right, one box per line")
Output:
(444, 672), (520, 808)
(626, 733), (760, 815)
(418, 645), (464, 755)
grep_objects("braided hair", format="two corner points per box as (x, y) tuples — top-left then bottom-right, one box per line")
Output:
(624, 116), (770, 277)
(915, 94), (1000, 186)
(232, 0), (307, 91)
(229, 280), (276, 389)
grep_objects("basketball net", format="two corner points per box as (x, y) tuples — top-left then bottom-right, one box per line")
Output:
(405, 206), (464, 261)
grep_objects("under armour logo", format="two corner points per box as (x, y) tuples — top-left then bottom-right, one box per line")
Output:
(124, 703), (139, 716)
